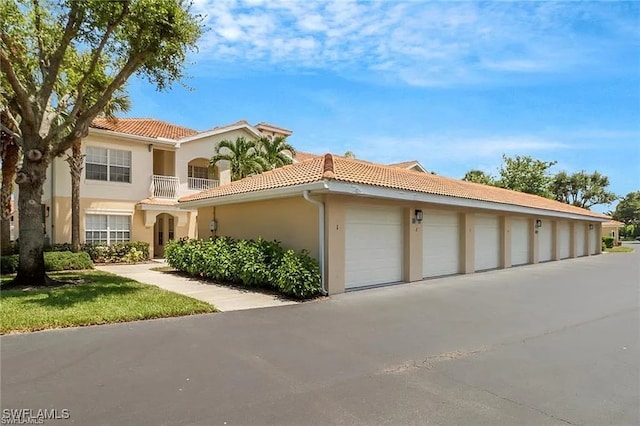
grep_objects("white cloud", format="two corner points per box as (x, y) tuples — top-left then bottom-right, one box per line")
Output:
(189, 1), (638, 87)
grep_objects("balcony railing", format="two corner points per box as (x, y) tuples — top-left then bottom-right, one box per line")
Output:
(150, 175), (180, 199)
(150, 175), (220, 199)
(188, 177), (219, 191)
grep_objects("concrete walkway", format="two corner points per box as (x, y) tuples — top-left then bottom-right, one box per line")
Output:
(96, 261), (298, 312)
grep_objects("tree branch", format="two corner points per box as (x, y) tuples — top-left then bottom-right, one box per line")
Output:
(0, 47), (36, 131)
(38, 3), (83, 108)
(74, 2), (130, 103)
(32, 0), (47, 78)
(49, 52), (148, 157)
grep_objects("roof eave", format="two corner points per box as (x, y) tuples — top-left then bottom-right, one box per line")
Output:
(178, 123), (262, 144)
(177, 181), (330, 209)
(322, 181), (608, 222)
(88, 128), (179, 147)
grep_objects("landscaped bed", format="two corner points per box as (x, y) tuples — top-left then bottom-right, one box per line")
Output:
(604, 246), (634, 253)
(0, 271), (216, 334)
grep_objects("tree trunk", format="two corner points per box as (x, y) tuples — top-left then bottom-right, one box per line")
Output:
(11, 142), (55, 287)
(66, 138), (83, 253)
(1, 137), (19, 256)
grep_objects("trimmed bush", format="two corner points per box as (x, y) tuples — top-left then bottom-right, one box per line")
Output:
(275, 249), (322, 299)
(9, 241), (150, 263)
(602, 236), (615, 249)
(1, 251), (94, 274)
(82, 242), (150, 263)
(165, 237), (322, 299)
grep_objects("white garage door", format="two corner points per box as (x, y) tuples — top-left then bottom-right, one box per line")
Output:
(558, 222), (571, 259)
(511, 217), (530, 266)
(475, 214), (500, 271)
(538, 220), (553, 262)
(423, 210), (460, 278)
(576, 223), (587, 257)
(345, 206), (404, 289)
(590, 226), (598, 255)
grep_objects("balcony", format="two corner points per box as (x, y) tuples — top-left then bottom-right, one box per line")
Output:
(188, 177), (219, 191)
(150, 175), (219, 199)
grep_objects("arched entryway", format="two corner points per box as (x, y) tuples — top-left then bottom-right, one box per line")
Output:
(153, 213), (176, 258)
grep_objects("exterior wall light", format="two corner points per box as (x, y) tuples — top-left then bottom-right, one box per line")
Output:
(535, 219), (542, 228)
(589, 223), (594, 230)
(413, 209), (423, 224)
(148, 143), (153, 152)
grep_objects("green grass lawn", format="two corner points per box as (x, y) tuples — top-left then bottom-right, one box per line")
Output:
(0, 271), (216, 334)
(604, 246), (634, 253)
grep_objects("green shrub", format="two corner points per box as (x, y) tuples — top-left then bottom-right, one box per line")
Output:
(275, 249), (322, 299)
(0, 255), (19, 274)
(165, 237), (321, 299)
(82, 242), (150, 263)
(602, 240), (606, 252)
(44, 251), (94, 271)
(1, 251), (94, 274)
(602, 236), (615, 249)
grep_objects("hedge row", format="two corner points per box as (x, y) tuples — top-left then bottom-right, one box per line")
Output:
(0, 251), (94, 274)
(7, 241), (149, 264)
(165, 237), (322, 299)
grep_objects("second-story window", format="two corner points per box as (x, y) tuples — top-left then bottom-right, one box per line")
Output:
(86, 147), (131, 183)
(188, 165), (209, 180)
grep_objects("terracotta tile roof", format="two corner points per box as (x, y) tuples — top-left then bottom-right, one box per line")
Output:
(137, 198), (178, 206)
(602, 220), (624, 226)
(388, 160), (420, 169)
(179, 154), (609, 219)
(204, 119), (251, 132)
(294, 151), (321, 162)
(91, 118), (198, 140)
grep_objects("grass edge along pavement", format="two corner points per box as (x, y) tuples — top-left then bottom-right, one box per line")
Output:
(0, 270), (216, 334)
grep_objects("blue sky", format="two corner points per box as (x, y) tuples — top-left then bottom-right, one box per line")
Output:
(125, 1), (640, 213)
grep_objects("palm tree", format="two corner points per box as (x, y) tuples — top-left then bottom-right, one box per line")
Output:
(210, 137), (267, 181)
(65, 89), (130, 252)
(257, 136), (295, 170)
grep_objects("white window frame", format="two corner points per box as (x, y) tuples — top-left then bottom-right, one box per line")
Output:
(86, 147), (132, 183)
(85, 214), (131, 245)
(188, 165), (209, 180)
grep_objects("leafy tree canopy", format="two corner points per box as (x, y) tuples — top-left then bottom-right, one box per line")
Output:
(462, 169), (496, 185)
(0, 0), (203, 286)
(612, 191), (640, 224)
(496, 154), (557, 197)
(550, 170), (618, 209)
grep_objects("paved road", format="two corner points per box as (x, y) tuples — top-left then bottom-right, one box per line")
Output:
(2, 245), (639, 425)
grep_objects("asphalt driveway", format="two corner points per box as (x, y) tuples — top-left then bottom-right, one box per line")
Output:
(2, 245), (639, 425)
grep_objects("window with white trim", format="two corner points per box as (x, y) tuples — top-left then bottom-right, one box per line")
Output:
(85, 215), (131, 244)
(86, 147), (131, 183)
(188, 165), (209, 180)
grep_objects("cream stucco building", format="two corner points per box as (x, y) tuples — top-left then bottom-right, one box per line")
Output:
(41, 118), (291, 258)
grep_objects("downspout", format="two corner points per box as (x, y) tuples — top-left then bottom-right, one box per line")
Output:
(303, 190), (327, 295)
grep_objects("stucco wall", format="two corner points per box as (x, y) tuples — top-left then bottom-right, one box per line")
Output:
(48, 196), (195, 258)
(197, 197), (319, 259)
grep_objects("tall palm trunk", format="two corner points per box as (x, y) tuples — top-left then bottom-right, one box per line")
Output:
(65, 138), (83, 252)
(1, 137), (19, 255)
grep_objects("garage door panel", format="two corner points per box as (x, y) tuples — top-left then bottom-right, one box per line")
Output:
(559, 222), (570, 259)
(511, 218), (530, 266)
(576, 224), (586, 257)
(538, 221), (553, 262)
(345, 206), (403, 289)
(475, 215), (500, 271)
(423, 211), (460, 277)
(590, 227), (598, 255)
